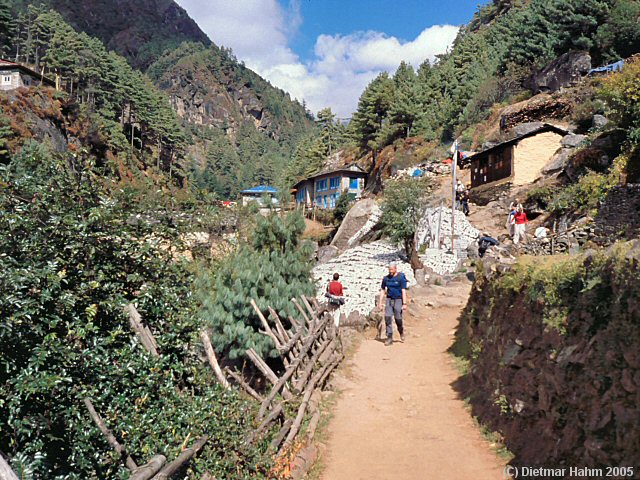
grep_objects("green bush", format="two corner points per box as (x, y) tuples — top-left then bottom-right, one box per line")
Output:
(199, 210), (315, 359)
(333, 190), (352, 223)
(0, 143), (272, 478)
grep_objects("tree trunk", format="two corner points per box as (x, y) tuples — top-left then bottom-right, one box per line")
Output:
(406, 237), (423, 272)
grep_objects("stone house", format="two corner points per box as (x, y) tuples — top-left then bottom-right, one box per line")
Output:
(0, 59), (55, 91)
(465, 124), (568, 189)
(293, 164), (367, 209)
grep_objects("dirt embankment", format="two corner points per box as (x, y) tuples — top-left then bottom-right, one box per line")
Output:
(452, 241), (640, 475)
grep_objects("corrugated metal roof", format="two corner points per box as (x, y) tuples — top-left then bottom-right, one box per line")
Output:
(241, 185), (278, 194)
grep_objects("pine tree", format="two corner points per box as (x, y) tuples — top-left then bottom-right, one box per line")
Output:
(0, 0), (16, 57)
(350, 72), (395, 153)
(389, 61), (420, 138)
(199, 211), (315, 359)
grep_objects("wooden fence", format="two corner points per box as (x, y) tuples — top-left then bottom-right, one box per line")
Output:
(53, 298), (343, 480)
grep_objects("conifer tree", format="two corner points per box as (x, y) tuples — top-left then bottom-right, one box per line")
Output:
(389, 61), (420, 138)
(350, 72), (395, 153)
(199, 211), (315, 359)
(0, 0), (16, 57)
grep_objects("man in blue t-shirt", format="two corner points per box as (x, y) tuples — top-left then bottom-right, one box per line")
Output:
(377, 263), (408, 346)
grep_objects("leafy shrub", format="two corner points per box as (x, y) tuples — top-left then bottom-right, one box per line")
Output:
(599, 58), (640, 145)
(333, 190), (352, 223)
(0, 143), (272, 478)
(380, 177), (433, 267)
(549, 160), (622, 215)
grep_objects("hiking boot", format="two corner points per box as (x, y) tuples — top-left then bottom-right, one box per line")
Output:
(385, 337), (393, 346)
(400, 333), (406, 342)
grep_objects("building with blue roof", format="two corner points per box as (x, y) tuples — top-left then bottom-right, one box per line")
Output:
(240, 185), (278, 206)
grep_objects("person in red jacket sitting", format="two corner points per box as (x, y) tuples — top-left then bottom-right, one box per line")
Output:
(326, 273), (345, 305)
(512, 206), (529, 245)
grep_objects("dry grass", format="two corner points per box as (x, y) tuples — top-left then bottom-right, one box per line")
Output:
(302, 218), (333, 242)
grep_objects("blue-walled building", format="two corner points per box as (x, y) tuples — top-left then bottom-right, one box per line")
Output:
(292, 164), (367, 209)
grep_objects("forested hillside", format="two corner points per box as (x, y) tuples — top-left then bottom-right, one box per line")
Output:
(147, 42), (315, 198)
(343, 0), (640, 154)
(2, 0), (316, 197)
(6, 0), (210, 69)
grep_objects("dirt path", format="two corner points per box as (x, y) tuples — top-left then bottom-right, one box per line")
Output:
(319, 281), (506, 480)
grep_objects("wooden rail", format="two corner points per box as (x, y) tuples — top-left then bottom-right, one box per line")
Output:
(83, 296), (343, 478)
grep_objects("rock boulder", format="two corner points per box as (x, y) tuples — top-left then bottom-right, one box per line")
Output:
(530, 51), (591, 94)
(561, 134), (587, 148)
(317, 245), (339, 264)
(331, 198), (381, 251)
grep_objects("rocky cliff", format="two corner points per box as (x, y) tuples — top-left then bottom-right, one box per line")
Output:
(452, 242), (640, 473)
(148, 43), (312, 142)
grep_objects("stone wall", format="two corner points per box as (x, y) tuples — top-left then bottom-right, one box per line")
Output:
(453, 241), (640, 472)
(593, 184), (640, 245)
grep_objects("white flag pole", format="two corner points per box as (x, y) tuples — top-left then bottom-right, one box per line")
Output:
(450, 141), (458, 253)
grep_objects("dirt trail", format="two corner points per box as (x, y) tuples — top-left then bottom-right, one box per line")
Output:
(319, 280), (506, 480)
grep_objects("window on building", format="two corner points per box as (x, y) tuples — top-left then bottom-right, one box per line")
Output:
(349, 177), (359, 190)
(323, 195), (328, 208)
(316, 178), (328, 192)
(296, 187), (305, 202)
(329, 177), (340, 189)
(2, 75), (11, 85)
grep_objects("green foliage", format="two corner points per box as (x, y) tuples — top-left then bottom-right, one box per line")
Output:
(380, 177), (433, 256)
(0, 114), (12, 162)
(549, 159), (623, 215)
(595, 0), (640, 61)
(151, 43), (314, 193)
(8, 0), (211, 70)
(599, 58), (640, 145)
(0, 0), (16, 56)
(199, 211), (315, 359)
(5, 7), (186, 168)
(348, 0), (638, 150)
(349, 72), (396, 153)
(492, 242), (640, 334)
(333, 189), (352, 223)
(284, 107), (347, 185)
(0, 144), (271, 478)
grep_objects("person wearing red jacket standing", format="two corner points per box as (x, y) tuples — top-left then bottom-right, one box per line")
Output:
(512, 206), (529, 245)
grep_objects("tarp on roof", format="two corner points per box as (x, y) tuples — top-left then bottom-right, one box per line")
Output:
(589, 60), (624, 75)
(241, 185), (278, 194)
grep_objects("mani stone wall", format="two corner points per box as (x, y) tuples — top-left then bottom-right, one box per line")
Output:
(593, 184), (640, 245)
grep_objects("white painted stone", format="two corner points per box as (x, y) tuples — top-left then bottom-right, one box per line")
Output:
(313, 240), (416, 318)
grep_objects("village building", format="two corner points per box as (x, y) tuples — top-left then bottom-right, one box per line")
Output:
(240, 185), (278, 207)
(0, 59), (55, 91)
(465, 123), (568, 189)
(293, 164), (367, 209)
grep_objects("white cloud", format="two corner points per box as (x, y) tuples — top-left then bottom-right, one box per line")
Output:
(176, 1), (458, 117)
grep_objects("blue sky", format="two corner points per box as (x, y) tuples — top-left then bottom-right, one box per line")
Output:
(176, 0), (482, 116)
(290, 0), (481, 62)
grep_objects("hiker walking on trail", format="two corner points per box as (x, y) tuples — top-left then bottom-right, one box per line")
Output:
(512, 206), (529, 245)
(377, 263), (408, 346)
(455, 180), (466, 211)
(506, 198), (521, 237)
(462, 183), (471, 216)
